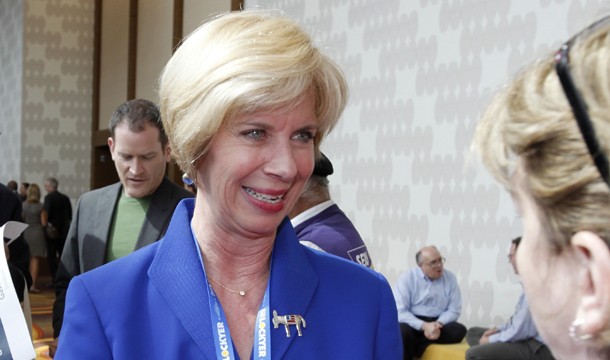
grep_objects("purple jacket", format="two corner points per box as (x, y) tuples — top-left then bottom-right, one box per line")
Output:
(293, 204), (372, 267)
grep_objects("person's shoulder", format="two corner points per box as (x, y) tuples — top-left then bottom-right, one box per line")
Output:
(301, 245), (383, 284)
(443, 269), (456, 277)
(298, 206), (361, 241)
(70, 183), (120, 215)
(0, 183), (20, 203)
(58, 190), (70, 201)
(78, 182), (121, 201)
(442, 269), (458, 281)
(397, 266), (420, 281)
(45, 189), (59, 199)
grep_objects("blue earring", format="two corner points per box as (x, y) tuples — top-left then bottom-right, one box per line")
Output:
(182, 173), (194, 186)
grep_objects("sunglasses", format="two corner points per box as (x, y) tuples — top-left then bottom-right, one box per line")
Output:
(554, 16), (610, 188)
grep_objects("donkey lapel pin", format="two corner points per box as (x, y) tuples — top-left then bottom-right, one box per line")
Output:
(272, 310), (306, 337)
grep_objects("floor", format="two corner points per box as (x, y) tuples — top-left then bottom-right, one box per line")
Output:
(26, 273), (56, 359)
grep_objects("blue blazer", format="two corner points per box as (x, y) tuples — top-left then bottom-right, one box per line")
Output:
(55, 199), (402, 359)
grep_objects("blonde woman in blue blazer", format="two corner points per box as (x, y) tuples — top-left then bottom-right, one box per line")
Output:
(56, 10), (402, 360)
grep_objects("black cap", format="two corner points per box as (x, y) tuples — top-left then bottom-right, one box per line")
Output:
(312, 153), (334, 177)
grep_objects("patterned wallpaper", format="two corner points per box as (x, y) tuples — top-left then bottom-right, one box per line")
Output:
(19, 0), (94, 201)
(0, 0), (23, 184)
(245, 0), (603, 327)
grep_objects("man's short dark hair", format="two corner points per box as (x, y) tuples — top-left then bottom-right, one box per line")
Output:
(109, 99), (167, 149)
(46, 177), (58, 189)
(512, 236), (522, 249)
(7, 181), (17, 191)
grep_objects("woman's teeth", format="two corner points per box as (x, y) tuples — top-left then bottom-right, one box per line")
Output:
(244, 187), (284, 204)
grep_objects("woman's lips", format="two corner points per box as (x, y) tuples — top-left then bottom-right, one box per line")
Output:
(243, 186), (287, 213)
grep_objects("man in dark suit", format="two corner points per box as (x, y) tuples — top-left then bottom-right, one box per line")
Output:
(44, 177), (72, 280)
(0, 183), (32, 302)
(51, 99), (194, 349)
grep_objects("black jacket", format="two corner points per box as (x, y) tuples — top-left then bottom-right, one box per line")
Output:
(0, 183), (33, 302)
(52, 176), (194, 338)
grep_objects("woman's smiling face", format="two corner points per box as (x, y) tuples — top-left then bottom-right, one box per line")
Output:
(195, 93), (318, 238)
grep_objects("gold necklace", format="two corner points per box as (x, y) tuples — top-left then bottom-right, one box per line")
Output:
(207, 271), (270, 296)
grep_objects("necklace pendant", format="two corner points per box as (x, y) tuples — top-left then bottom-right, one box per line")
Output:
(239, 291), (245, 296)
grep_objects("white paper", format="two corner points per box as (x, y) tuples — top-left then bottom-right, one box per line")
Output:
(3, 221), (28, 245)
(0, 223), (36, 360)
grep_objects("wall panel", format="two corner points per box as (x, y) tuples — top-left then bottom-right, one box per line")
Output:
(98, 0), (130, 130)
(21, 0), (94, 203)
(136, 0), (174, 102)
(0, 0), (23, 184)
(183, 0), (231, 36)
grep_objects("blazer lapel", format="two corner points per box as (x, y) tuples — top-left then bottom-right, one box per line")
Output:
(135, 176), (173, 250)
(83, 183), (120, 272)
(270, 217), (318, 359)
(148, 200), (215, 359)
(149, 204), (319, 360)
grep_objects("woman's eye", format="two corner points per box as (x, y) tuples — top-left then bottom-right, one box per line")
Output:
(248, 130), (264, 139)
(293, 131), (314, 142)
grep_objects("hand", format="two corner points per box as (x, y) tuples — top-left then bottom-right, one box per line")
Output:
(478, 327), (499, 344)
(421, 321), (442, 340)
(482, 327), (499, 337)
(4, 241), (9, 261)
(48, 338), (58, 358)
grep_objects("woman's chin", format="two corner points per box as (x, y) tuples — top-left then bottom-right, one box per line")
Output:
(232, 212), (287, 237)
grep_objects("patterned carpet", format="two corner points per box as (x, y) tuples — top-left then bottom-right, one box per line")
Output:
(25, 274), (56, 359)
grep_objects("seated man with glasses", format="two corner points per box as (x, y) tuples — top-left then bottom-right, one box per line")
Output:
(464, 237), (553, 360)
(392, 246), (466, 360)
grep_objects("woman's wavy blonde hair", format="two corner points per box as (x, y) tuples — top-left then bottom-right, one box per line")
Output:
(26, 183), (41, 203)
(474, 21), (610, 254)
(159, 10), (348, 182)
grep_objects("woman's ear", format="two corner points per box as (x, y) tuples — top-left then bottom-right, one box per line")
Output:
(571, 231), (610, 337)
(164, 144), (172, 163)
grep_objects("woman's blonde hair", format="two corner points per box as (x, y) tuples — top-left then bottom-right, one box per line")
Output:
(159, 10), (349, 181)
(473, 21), (610, 253)
(26, 183), (41, 203)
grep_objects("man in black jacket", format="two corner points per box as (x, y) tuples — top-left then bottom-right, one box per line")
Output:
(44, 177), (72, 280)
(0, 183), (33, 302)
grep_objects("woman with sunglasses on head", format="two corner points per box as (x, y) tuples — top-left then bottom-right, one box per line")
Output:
(55, 10), (402, 360)
(474, 16), (610, 360)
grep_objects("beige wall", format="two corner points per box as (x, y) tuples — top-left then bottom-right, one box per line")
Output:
(97, 0), (231, 129)
(183, 0), (231, 35)
(135, 0), (174, 102)
(98, 0), (130, 130)
(0, 0), (23, 184)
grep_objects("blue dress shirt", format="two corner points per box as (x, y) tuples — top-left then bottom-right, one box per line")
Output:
(489, 289), (544, 343)
(392, 267), (462, 330)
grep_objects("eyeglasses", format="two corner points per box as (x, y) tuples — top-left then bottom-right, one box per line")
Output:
(422, 257), (445, 267)
(555, 16), (610, 188)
